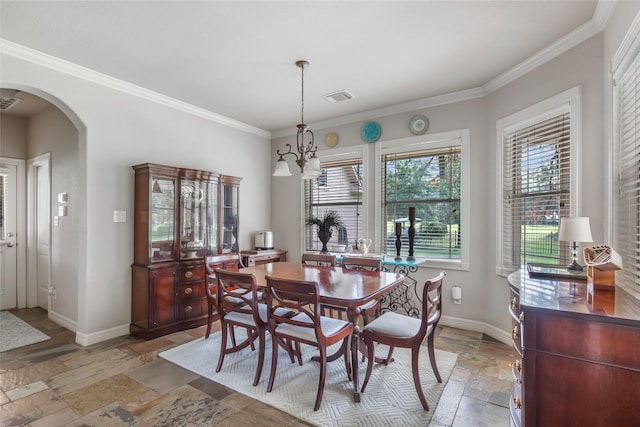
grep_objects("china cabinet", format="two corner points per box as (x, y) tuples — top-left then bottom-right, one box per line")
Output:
(130, 163), (241, 339)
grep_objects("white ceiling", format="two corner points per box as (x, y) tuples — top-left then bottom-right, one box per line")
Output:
(0, 1), (605, 134)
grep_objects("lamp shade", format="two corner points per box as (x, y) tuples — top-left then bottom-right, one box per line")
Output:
(558, 217), (593, 242)
(273, 158), (292, 176)
(302, 155), (321, 180)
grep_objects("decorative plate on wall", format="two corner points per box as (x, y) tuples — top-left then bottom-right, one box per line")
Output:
(409, 115), (429, 135)
(325, 132), (339, 147)
(361, 121), (381, 143)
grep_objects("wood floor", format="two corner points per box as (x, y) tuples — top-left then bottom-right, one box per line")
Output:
(1, 308), (513, 426)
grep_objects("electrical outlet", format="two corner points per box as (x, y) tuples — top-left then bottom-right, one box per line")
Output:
(452, 286), (462, 304)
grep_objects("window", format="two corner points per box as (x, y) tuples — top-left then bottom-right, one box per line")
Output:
(612, 32), (640, 291)
(497, 87), (580, 275)
(304, 151), (364, 251)
(378, 130), (469, 269)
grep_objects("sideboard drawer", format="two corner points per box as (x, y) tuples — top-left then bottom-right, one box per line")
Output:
(179, 264), (205, 282)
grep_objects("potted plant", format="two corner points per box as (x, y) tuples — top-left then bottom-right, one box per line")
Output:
(306, 210), (343, 253)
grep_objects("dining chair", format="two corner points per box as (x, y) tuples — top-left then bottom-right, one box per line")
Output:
(360, 271), (446, 411)
(340, 256), (383, 325)
(204, 253), (243, 339)
(301, 253), (336, 267)
(215, 269), (295, 386)
(265, 275), (354, 411)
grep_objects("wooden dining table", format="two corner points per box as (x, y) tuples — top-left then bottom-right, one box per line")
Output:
(239, 261), (406, 402)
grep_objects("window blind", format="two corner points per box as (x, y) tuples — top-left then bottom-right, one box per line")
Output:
(614, 49), (640, 288)
(502, 112), (571, 269)
(381, 146), (461, 259)
(304, 158), (363, 251)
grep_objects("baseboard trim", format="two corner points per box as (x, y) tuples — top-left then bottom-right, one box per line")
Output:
(68, 316), (511, 347)
(75, 323), (130, 347)
(48, 310), (78, 332)
(440, 315), (511, 346)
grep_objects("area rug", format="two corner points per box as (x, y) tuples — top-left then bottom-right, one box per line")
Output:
(0, 311), (51, 352)
(160, 330), (457, 426)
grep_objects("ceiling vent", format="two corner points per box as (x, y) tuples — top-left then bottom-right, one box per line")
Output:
(0, 89), (22, 111)
(323, 90), (354, 103)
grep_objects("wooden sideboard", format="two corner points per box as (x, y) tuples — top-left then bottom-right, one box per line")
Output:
(240, 249), (287, 267)
(507, 270), (640, 426)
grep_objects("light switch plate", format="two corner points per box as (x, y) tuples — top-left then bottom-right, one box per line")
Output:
(58, 205), (67, 216)
(57, 192), (68, 203)
(113, 210), (126, 223)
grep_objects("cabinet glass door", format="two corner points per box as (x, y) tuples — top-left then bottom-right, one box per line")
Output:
(180, 178), (209, 259)
(221, 184), (239, 253)
(205, 180), (218, 256)
(150, 177), (176, 261)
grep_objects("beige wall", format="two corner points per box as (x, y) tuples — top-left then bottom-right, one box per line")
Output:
(0, 114), (28, 159)
(28, 105), (79, 322)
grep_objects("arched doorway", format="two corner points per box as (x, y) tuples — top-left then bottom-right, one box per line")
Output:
(0, 87), (84, 333)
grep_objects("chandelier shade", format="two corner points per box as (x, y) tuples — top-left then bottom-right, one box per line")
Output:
(273, 60), (321, 180)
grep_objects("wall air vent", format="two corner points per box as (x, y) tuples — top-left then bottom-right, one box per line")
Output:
(322, 90), (354, 103)
(0, 89), (22, 111)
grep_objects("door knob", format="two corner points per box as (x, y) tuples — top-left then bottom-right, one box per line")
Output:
(7, 242), (15, 247)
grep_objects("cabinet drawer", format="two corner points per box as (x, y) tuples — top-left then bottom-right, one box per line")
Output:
(511, 321), (522, 357)
(509, 393), (522, 427)
(179, 281), (205, 298)
(178, 297), (207, 319)
(510, 358), (522, 383)
(179, 264), (205, 282)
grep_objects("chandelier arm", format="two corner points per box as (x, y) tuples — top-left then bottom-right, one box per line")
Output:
(276, 143), (300, 160)
(305, 130), (316, 156)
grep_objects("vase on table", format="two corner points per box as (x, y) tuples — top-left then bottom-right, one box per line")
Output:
(318, 229), (332, 253)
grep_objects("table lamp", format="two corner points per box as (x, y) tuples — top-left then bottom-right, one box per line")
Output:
(558, 217), (593, 271)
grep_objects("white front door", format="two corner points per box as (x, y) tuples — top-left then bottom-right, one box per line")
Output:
(0, 161), (19, 309)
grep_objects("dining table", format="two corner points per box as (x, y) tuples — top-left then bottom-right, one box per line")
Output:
(239, 261), (406, 402)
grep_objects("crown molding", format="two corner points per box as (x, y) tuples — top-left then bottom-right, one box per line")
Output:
(271, 87), (485, 139)
(611, 5), (640, 76)
(0, 39), (271, 139)
(483, 20), (604, 94)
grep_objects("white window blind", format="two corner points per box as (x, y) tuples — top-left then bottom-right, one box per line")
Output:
(614, 49), (640, 289)
(502, 113), (571, 269)
(381, 146), (461, 260)
(304, 158), (363, 251)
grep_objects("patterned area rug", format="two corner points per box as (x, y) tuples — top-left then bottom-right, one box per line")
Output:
(0, 311), (51, 352)
(160, 330), (457, 426)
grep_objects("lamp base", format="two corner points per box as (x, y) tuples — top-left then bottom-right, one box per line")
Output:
(566, 261), (584, 271)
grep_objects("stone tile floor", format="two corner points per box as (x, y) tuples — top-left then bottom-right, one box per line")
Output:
(0, 308), (513, 426)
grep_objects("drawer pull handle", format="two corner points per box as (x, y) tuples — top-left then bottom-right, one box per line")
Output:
(510, 360), (521, 373)
(185, 271), (193, 279)
(184, 287), (193, 295)
(511, 297), (518, 310)
(185, 306), (193, 312)
(513, 397), (521, 409)
(512, 325), (520, 340)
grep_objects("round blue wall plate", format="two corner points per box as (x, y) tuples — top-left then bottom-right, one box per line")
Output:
(361, 121), (381, 142)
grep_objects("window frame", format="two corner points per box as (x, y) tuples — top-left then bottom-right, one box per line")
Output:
(375, 130), (470, 271)
(301, 145), (369, 252)
(611, 18), (640, 296)
(496, 86), (582, 276)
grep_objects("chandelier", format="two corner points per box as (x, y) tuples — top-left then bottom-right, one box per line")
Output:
(273, 60), (321, 179)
